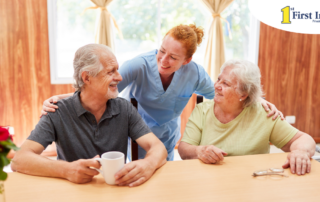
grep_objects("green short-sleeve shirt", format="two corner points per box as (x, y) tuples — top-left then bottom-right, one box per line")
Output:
(181, 100), (298, 156)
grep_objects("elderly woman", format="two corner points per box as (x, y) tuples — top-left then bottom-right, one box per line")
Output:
(178, 60), (316, 175)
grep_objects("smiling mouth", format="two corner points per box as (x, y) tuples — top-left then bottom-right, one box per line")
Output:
(161, 66), (170, 69)
(215, 92), (223, 96)
(109, 83), (118, 89)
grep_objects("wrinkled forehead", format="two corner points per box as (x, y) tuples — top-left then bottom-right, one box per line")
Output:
(220, 65), (239, 83)
(100, 51), (118, 69)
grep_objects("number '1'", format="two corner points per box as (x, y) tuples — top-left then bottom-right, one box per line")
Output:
(281, 6), (291, 24)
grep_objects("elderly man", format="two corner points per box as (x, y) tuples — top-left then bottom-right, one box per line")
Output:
(11, 44), (167, 187)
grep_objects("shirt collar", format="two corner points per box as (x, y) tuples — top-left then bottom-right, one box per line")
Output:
(101, 98), (120, 120)
(72, 91), (120, 118)
(72, 91), (86, 117)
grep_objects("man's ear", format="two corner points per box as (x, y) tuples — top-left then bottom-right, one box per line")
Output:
(182, 56), (192, 65)
(81, 71), (90, 85)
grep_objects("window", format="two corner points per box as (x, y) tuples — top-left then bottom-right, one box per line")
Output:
(48, 0), (96, 83)
(109, 0), (212, 68)
(47, 0), (259, 84)
(222, 0), (260, 63)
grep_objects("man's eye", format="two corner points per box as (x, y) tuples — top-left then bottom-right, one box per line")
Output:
(171, 56), (176, 60)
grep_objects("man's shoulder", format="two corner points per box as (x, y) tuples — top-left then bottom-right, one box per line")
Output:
(46, 95), (75, 119)
(112, 97), (131, 104)
(54, 96), (75, 112)
(110, 97), (133, 111)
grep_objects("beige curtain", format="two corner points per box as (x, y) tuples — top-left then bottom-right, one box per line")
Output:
(201, 0), (234, 81)
(90, 0), (116, 52)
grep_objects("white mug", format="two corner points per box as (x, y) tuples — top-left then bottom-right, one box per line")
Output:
(95, 151), (125, 185)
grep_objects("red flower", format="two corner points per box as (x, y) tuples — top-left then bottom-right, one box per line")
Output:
(0, 127), (10, 141)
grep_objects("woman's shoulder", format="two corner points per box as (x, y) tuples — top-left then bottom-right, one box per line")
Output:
(247, 102), (268, 113)
(183, 60), (204, 72)
(120, 50), (157, 74)
(129, 50), (157, 63)
(245, 102), (272, 121)
(180, 61), (208, 82)
(195, 100), (214, 114)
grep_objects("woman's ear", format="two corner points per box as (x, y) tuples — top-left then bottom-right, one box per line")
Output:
(240, 93), (249, 101)
(183, 56), (193, 65)
(81, 71), (90, 85)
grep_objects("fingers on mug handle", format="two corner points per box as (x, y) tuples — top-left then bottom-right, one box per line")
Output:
(94, 158), (102, 174)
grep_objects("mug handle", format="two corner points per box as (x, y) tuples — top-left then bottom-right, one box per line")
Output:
(94, 158), (103, 174)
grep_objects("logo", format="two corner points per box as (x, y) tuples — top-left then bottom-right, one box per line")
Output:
(249, 0), (320, 34)
(281, 6), (320, 24)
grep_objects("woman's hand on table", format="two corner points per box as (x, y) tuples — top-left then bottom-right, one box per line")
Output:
(114, 159), (156, 187)
(40, 96), (60, 118)
(259, 98), (284, 120)
(196, 145), (227, 164)
(282, 150), (311, 175)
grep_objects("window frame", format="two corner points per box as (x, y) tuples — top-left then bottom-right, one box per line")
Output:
(248, 15), (261, 65)
(47, 0), (74, 84)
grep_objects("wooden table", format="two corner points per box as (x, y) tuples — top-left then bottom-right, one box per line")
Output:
(5, 153), (320, 202)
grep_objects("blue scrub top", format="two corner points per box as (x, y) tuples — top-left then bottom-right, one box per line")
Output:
(118, 50), (215, 160)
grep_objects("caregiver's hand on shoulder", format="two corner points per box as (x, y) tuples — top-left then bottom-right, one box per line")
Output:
(260, 98), (284, 120)
(196, 145), (227, 164)
(282, 150), (311, 175)
(114, 159), (156, 187)
(40, 96), (60, 118)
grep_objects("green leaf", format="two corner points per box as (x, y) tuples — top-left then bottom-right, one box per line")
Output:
(0, 140), (19, 151)
(0, 171), (7, 181)
(0, 155), (10, 167)
(4, 144), (19, 151)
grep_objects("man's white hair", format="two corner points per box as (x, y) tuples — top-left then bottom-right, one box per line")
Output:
(73, 44), (113, 91)
(220, 59), (264, 108)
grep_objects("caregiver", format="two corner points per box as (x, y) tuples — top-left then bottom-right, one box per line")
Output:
(41, 24), (283, 161)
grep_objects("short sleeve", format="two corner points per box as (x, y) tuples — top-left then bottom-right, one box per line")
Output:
(181, 104), (204, 145)
(118, 57), (147, 93)
(27, 115), (56, 149)
(127, 101), (152, 141)
(194, 64), (215, 99)
(270, 119), (299, 148)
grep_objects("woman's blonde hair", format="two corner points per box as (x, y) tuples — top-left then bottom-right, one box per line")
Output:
(165, 24), (204, 58)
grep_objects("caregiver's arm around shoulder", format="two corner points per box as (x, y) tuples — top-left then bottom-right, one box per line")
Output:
(259, 97), (285, 120)
(281, 131), (316, 175)
(41, 93), (73, 116)
(114, 133), (167, 187)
